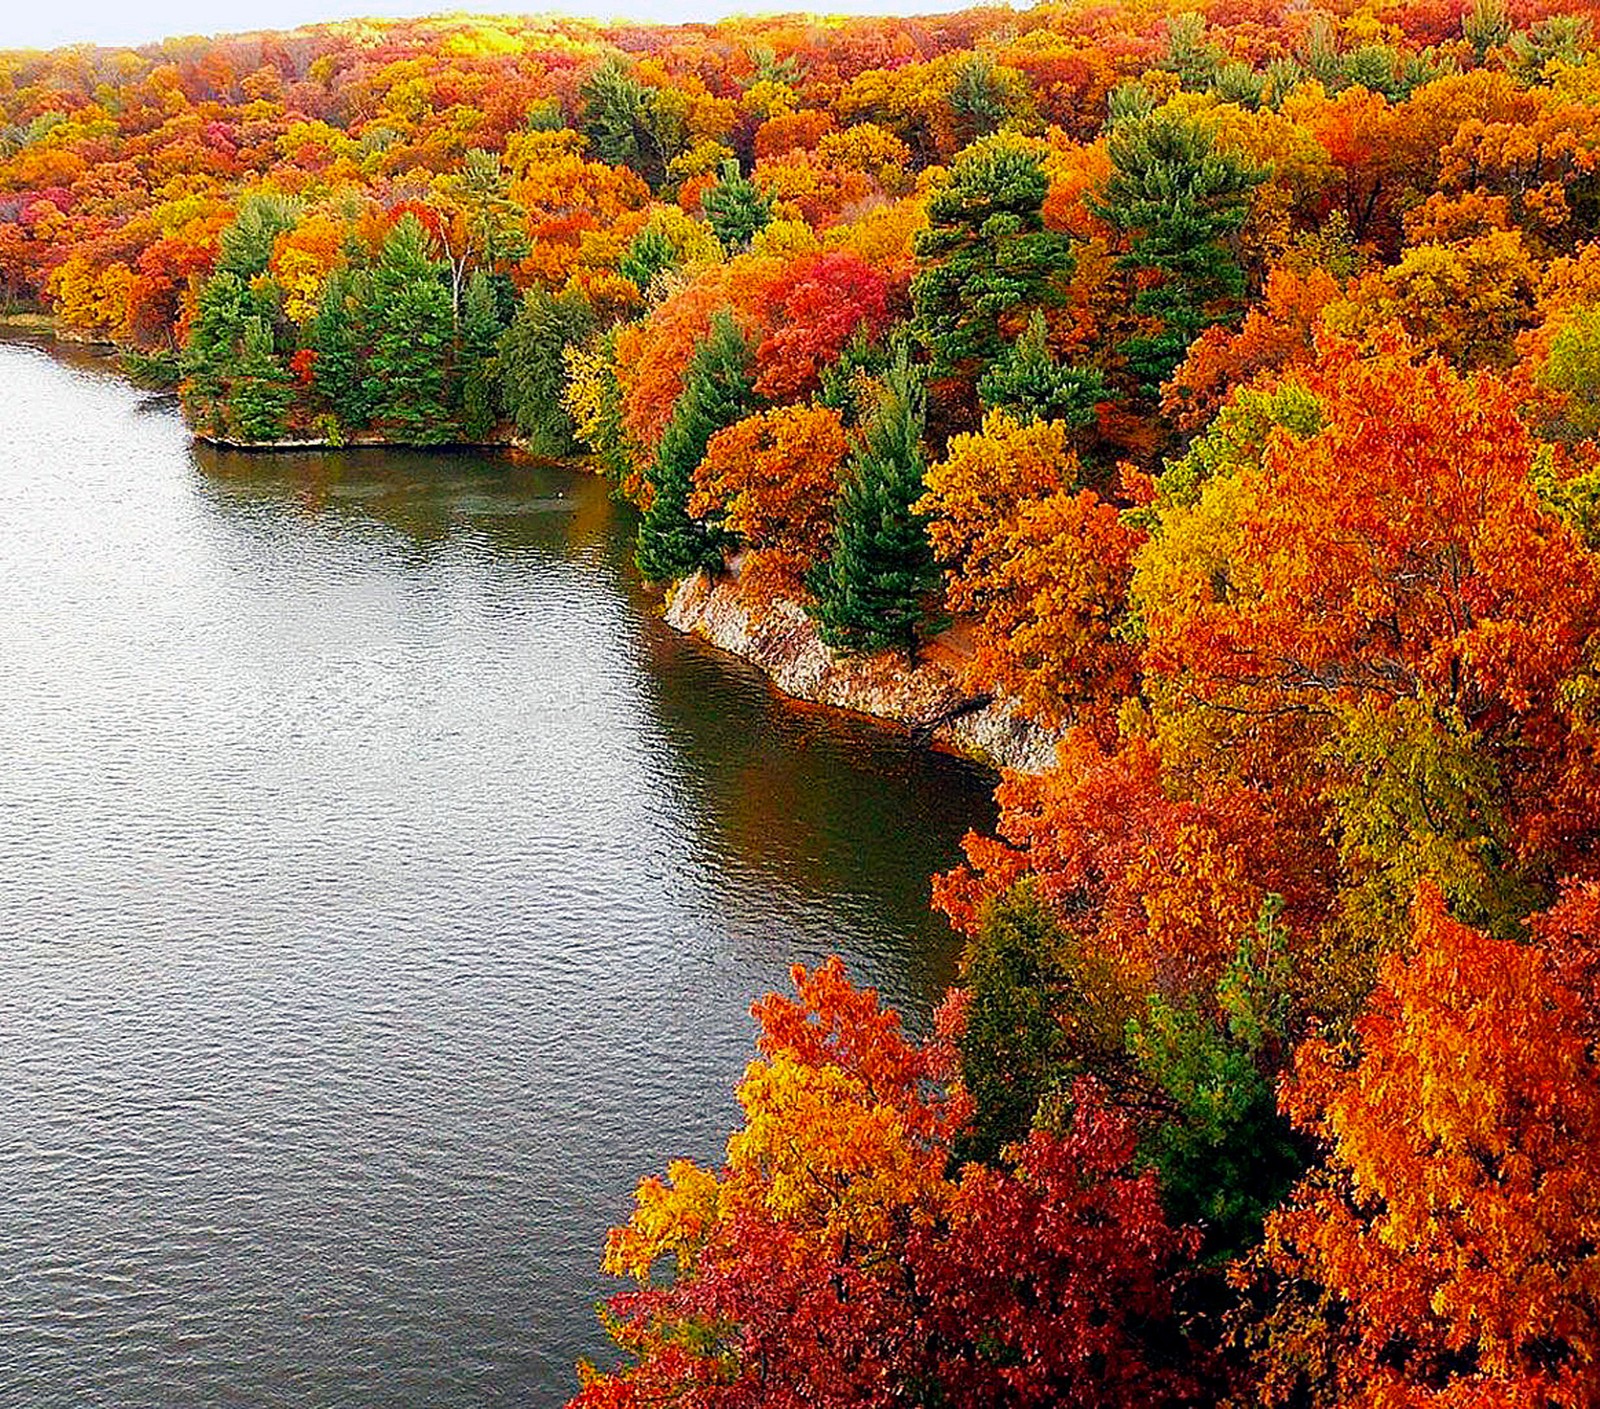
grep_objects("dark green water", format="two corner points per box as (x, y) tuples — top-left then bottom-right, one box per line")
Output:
(0, 338), (993, 1406)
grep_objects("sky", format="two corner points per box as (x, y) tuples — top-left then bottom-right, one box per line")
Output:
(1, 0), (975, 52)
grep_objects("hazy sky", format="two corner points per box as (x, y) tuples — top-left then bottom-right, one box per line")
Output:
(2, 0), (972, 52)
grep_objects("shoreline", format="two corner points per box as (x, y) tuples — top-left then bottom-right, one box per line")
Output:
(664, 568), (1061, 775)
(14, 326), (1050, 774)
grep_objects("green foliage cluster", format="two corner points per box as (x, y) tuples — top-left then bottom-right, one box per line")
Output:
(1091, 114), (1264, 392)
(912, 141), (1075, 381)
(636, 312), (753, 582)
(183, 212), (510, 445)
(806, 351), (940, 654)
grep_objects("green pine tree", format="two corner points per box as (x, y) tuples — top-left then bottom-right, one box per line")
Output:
(227, 316), (294, 442)
(701, 158), (772, 254)
(496, 287), (596, 455)
(215, 193), (301, 280)
(635, 311), (753, 583)
(180, 270), (251, 433)
(1089, 113), (1265, 393)
(362, 215), (455, 444)
(806, 351), (939, 655)
(308, 267), (370, 431)
(977, 310), (1106, 428)
(456, 270), (504, 441)
(911, 140), (1075, 384)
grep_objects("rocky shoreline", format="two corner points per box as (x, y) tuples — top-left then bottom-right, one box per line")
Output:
(664, 566), (1062, 775)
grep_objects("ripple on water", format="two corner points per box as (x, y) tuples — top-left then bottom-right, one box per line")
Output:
(0, 338), (994, 1408)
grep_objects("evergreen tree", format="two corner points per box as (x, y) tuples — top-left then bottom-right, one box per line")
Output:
(457, 270), (503, 441)
(497, 287), (596, 455)
(617, 224), (677, 293)
(954, 885), (1083, 1166)
(309, 267), (369, 431)
(227, 315), (294, 442)
(807, 351), (939, 655)
(977, 310), (1106, 428)
(215, 193), (302, 280)
(911, 140), (1075, 384)
(362, 215), (455, 444)
(180, 270), (250, 432)
(580, 57), (676, 188)
(1126, 898), (1307, 1261)
(1090, 113), (1264, 393)
(636, 312), (753, 582)
(701, 158), (772, 254)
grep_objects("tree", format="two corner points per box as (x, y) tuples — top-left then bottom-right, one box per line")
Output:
(456, 270), (502, 441)
(215, 193), (301, 280)
(689, 403), (847, 584)
(362, 214), (455, 444)
(573, 960), (1206, 1409)
(911, 136), (1076, 392)
(497, 288), (596, 456)
(1258, 882), (1600, 1406)
(635, 311), (753, 583)
(180, 269), (251, 433)
(430, 147), (529, 318)
(1090, 113), (1264, 393)
(226, 315), (293, 442)
(308, 267), (369, 431)
(947, 883), (1092, 1165)
(753, 250), (892, 401)
(806, 351), (939, 656)
(580, 58), (675, 189)
(700, 157), (772, 254)
(1127, 897), (1306, 1262)
(977, 310), (1105, 428)
(1136, 334), (1600, 938)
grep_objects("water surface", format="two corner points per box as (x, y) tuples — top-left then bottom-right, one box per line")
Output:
(0, 340), (992, 1407)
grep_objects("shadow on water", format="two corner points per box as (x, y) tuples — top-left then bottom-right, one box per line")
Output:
(188, 438), (997, 1015)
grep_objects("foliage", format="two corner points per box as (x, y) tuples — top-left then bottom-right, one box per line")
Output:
(1259, 882), (1600, 1406)
(635, 311), (753, 583)
(498, 288), (595, 454)
(912, 136), (1075, 392)
(362, 214), (455, 443)
(700, 158), (772, 254)
(806, 351), (939, 655)
(1091, 113), (1265, 393)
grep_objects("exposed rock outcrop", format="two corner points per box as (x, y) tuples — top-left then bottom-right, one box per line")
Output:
(664, 568), (1063, 774)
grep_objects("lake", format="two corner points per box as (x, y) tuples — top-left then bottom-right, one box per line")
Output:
(0, 338), (993, 1406)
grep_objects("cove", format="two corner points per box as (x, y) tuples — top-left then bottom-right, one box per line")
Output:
(0, 338), (993, 1405)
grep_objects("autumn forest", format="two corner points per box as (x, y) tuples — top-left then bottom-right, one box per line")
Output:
(6, 0), (1600, 1401)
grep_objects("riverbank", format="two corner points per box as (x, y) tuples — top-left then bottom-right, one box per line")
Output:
(196, 431), (516, 451)
(9, 325), (1043, 772)
(665, 566), (1062, 775)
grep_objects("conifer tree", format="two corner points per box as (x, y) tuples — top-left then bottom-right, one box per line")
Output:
(227, 316), (294, 442)
(807, 350), (939, 655)
(635, 312), (753, 582)
(701, 158), (772, 254)
(180, 270), (250, 433)
(1090, 113), (1264, 393)
(977, 310), (1106, 428)
(362, 215), (455, 443)
(497, 287), (595, 455)
(456, 270), (503, 441)
(912, 140), (1075, 385)
(308, 267), (369, 431)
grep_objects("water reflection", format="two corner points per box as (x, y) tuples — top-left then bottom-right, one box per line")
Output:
(0, 337), (992, 1407)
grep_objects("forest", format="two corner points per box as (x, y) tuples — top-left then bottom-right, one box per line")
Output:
(5, 0), (1600, 1401)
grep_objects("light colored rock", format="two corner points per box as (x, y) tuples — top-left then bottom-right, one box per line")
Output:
(663, 570), (1064, 774)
